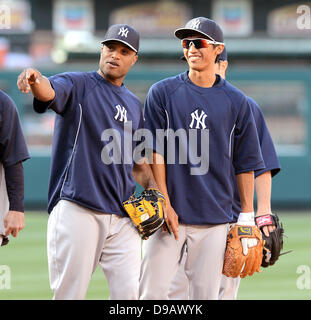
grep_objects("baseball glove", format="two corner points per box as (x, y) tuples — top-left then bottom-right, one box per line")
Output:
(222, 225), (264, 278)
(123, 188), (166, 240)
(255, 213), (284, 268)
(1, 236), (9, 246)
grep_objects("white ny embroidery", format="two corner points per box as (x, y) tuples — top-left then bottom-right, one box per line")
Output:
(118, 27), (129, 37)
(189, 109), (207, 129)
(188, 18), (200, 30)
(114, 104), (128, 122)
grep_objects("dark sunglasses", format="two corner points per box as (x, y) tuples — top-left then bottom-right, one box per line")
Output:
(181, 38), (224, 49)
(181, 38), (217, 49)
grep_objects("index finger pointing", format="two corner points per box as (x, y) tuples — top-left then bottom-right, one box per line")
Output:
(25, 68), (35, 80)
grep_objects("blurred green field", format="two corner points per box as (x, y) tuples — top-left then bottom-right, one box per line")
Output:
(0, 211), (310, 300)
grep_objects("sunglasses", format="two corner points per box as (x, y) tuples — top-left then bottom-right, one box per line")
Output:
(181, 38), (219, 49)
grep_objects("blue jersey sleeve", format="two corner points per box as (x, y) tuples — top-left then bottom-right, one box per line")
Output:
(33, 72), (75, 114)
(143, 84), (168, 156)
(248, 98), (281, 178)
(0, 92), (30, 167)
(233, 97), (265, 174)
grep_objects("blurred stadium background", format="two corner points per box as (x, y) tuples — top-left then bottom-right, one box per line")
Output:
(0, 0), (311, 299)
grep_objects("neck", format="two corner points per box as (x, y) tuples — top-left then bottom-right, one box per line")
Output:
(97, 69), (123, 87)
(188, 67), (216, 88)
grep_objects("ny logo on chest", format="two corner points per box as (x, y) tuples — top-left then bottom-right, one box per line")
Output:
(189, 109), (207, 129)
(114, 104), (128, 123)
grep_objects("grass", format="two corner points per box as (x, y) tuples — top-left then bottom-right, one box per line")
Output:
(238, 212), (311, 300)
(0, 211), (310, 300)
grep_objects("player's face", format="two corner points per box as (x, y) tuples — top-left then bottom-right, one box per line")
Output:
(99, 41), (138, 85)
(182, 35), (224, 72)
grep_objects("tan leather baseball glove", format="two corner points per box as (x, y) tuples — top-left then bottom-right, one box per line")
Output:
(222, 225), (264, 278)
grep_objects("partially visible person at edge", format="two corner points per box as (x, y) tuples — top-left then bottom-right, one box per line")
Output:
(0, 90), (30, 247)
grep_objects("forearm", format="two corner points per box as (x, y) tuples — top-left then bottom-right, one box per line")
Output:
(30, 74), (55, 102)
(236, 171), (255, 213)
(151, 153), (171, 206)
(152, 153), (179, 238)
(4, 162), (24, 212)
(255, 171), (272, 214)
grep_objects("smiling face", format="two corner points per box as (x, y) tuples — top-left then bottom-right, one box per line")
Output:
(98, 41), (138, 86)
(182, 32), (224, 72)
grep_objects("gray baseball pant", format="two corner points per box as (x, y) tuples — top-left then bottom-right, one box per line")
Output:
(168, 247), (241, 300)
(47, 199), (141, 300)
(140, 223), (229, 300)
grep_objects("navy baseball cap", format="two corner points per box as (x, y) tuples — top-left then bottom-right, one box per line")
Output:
(101, 24), (140, 53)
(175, 17), (224, 44)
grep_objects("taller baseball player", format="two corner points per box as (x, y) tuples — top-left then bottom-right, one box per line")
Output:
(139, 17), (265, 300)
(17, 24), (158, 300)
(0, 90), (29, 246)
(168, 47), (281, 300)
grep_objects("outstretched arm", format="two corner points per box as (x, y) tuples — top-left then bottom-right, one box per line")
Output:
(17, 68), (55, 101)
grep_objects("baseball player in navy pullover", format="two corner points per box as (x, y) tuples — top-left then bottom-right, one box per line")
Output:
(17, 24), (158, 300)
(168, 47), (281, 300)
(140, 17), (265, 300)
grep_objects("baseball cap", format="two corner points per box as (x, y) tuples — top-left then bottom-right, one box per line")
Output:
(101, 24), (140, 53)
(175, 17), (224, 44)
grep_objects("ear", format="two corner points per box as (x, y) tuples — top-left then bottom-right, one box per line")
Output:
(131, 54), (138, 66)
(216, 44), (224, 55)
(222, 61), (228, 71)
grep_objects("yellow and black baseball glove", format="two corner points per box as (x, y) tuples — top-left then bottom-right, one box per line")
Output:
(123, 188), (166, 240)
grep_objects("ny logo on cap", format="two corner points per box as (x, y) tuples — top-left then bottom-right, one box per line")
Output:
(114, 104), (128, 122)
(188, 18), (200, 30)
(189, 109), (207, 129)
(118, 27), (129, 38)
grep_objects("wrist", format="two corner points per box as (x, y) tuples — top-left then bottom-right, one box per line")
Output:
(255, 214), (274, 228)
(256, 210), (272, 217)
(8, 210), (24, 214)
(237, 212), (255, 226)
(145, 180), (158, 190)
(164, 197), (171, 207)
